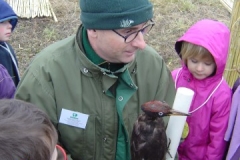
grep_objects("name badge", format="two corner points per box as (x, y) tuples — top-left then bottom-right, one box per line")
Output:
(59, 108), (89, 129)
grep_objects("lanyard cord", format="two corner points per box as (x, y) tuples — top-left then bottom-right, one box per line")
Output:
(175, 68), (224, 114)
(189, 77), (223, 113)
(174, 68), (182, 89)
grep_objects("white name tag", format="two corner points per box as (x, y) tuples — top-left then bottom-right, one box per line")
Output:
(59, 108), (89, 129)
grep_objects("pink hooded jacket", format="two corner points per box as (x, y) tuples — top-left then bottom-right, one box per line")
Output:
(172, 19), (231, 160)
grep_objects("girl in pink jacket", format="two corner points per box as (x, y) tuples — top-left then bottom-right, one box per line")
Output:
(172, 19), (231, 160)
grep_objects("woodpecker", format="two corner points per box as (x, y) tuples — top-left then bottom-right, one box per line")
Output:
(131, 100), (189, 160)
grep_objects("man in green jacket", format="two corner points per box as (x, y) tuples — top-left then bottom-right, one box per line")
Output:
(15, 0), (176, 159)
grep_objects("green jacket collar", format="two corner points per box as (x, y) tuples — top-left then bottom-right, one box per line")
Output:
(82, 27), (105, 65)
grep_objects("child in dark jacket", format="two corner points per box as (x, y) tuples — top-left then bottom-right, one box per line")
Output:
(0, 0), (20, 86)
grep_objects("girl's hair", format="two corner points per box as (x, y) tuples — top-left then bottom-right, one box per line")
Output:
(0, 99), (58, 160)
(180, 41), (215, 65)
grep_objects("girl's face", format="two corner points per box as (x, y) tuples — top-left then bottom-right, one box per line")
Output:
(0, 20), (12, 41)
(187, 56), (216, 80)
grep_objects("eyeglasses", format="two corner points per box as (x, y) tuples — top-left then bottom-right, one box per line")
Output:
(112, 20), (155, 43)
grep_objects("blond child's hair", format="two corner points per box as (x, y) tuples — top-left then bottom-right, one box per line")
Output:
(180, 41), (215, 65)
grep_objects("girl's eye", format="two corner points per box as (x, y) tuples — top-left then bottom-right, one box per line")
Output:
(190, 59), (197, 63)
(205, 62), (213, 66)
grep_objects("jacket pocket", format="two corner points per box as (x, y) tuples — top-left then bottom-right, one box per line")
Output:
(57, 114), (97, 160)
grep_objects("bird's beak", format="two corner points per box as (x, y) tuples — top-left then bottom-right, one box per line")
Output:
(167, 109), (190, 116)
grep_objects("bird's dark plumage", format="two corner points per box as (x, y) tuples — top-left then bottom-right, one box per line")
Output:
(131, 100), (189, 160)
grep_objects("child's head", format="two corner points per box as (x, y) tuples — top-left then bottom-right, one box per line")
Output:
(0, 99), (59, 160)
(0, 0), (18, 41)
(180, 41), (216, 80)
(175, 19), (230, 80)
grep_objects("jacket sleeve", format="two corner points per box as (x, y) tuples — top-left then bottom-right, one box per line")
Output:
(153, 59), (176, 126)
(0, 64), (16, 98)
(15, 68), (58, 123)
(232, 77), (240, 94)
(15, 66), (75, 159)
(224, 86), (239, 141)
(205, 90), (231, 160)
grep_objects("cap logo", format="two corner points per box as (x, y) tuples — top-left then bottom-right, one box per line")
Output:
(120, 19), (134, 28)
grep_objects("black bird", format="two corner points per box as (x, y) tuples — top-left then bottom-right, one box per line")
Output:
(131, 100), (190, 160)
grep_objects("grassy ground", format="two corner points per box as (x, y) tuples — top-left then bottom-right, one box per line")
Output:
(9, 0), (231, 75)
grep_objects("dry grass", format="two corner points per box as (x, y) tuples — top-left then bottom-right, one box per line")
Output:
(149, 0), (230, 70)
(10, 0), (231, 75)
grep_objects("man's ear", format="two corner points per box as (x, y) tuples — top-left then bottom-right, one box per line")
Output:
(87, 29), (97, 38)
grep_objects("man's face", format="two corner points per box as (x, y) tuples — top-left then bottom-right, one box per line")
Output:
(88, 21), (150, 63)
(0, 20), (12, 41)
